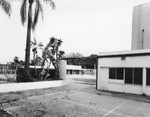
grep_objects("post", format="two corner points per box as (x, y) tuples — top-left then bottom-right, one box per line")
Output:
(143, 68), (146, 95)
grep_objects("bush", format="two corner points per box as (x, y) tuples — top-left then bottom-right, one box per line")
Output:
(16, 68), (56, 82)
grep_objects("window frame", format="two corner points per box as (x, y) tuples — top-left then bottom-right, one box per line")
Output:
(109, 67), (143, 85)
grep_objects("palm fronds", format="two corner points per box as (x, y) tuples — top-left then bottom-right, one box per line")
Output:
(30, 38), (37, 45)
(38, 42), (44, 48)
(0, 0), (11, 16)
(32, 0), (55, 31)
(58, 50), (65, 58)
(30, 38), (44, 52)
(50, 37), (55, 44)
(44, 37), (55, 50)
(20, 0), (55, 29)
(43, 0), (55, 9)
(57, 39), (62, 46)
(32, 0), (43, 31)
(20, 0), (27, 25)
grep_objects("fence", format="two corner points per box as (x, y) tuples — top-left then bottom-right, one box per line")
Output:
(0, 64), (17, 74)
(0, 63), (96, 82)
(0, 64), (17, 82)
(66, 69), (96, 79)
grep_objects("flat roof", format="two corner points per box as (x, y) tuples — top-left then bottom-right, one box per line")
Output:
(98, 49), (150, 58)
(134, 2), (150, 8)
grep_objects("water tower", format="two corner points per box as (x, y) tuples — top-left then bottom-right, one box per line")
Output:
(132, 2), (150, 50)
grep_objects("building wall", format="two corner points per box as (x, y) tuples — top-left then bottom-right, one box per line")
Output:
(97, 55), (150, 95)
(132, 2), (150, 50)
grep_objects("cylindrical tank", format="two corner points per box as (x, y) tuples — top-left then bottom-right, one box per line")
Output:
(59, 60), (67, 80)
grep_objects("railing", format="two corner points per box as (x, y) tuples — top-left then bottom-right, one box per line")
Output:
(0, 64), (17, 82)
(66, 69), (96, 79)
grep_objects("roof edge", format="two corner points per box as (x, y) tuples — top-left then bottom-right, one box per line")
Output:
(98, 49), (150, 58)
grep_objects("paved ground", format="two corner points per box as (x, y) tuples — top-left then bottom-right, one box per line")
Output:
(0, 79), (150, 117)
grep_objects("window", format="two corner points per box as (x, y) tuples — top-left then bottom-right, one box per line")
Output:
(70, 70), (72, 74)
(109, 68), (123, 80)
(109, 68), (143, 85)
(134, 68), (142, 85)
(125, 68), (133, 84)
(82, 70), (85, 74)
(121, 56), (126, 60)
(146, 68), (150, 85)
(66, 70), (70, 74)
(109, 68), (115, 79)
(125, 68), (142, 85)
(76, 70), (79, 74)
(116, 68), (123, 80)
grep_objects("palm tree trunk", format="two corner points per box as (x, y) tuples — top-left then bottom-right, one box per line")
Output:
(24, 2), (32, 78)
(56, 50), (59, 79)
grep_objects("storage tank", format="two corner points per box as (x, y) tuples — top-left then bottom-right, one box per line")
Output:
(59, 60), (67, 80)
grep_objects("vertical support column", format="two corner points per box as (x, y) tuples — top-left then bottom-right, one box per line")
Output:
(143, 68), (146, 94)
(59, 60), (67, 80)
(141, 29), (144, 49)
(96, 59), (99, 89)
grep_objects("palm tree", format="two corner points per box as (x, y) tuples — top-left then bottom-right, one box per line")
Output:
(0, 0), (11, 16)
(20, 0), (55, 80)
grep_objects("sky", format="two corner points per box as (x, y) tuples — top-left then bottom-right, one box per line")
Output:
(0, 0), (150, 63)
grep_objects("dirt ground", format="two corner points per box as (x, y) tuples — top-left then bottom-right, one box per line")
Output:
(0, 79), (150, 117)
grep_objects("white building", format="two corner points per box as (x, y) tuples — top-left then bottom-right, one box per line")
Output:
(132, 2), (150, 50)
(66, 64), (96, 79)
(96, 49), (150, 95)
(96, 2), (150, 96)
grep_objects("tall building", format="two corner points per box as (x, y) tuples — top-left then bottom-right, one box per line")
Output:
(132, 2), (150, 50)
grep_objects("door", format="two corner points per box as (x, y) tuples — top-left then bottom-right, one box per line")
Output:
(99, 68), (108, 90)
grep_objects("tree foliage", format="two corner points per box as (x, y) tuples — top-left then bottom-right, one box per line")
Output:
(30, 37), (65, 80)
(65, 52), (83, 58)
(0, 0), (11, 16)
(66, 54), (97, 69)
(19, 0), (55, 81)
